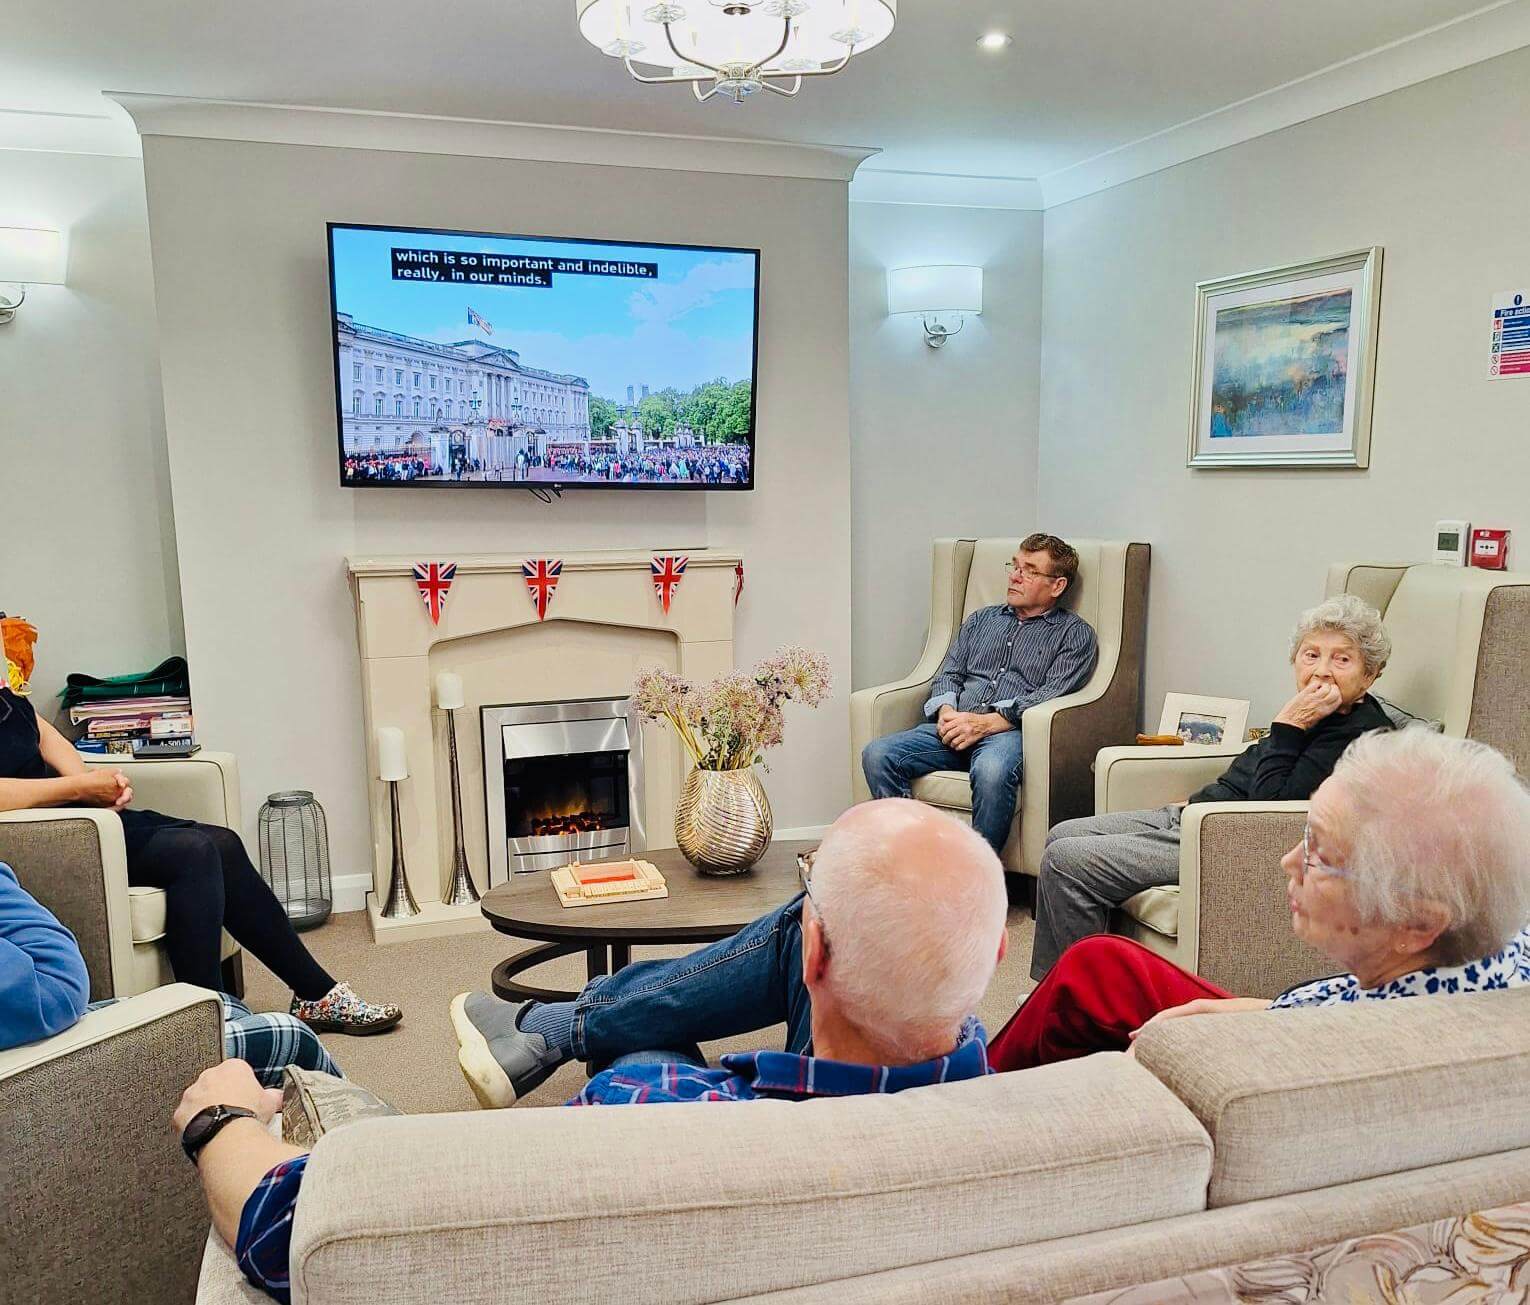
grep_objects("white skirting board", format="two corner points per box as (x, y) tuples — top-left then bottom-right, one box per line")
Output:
(327, 825), (830, 914)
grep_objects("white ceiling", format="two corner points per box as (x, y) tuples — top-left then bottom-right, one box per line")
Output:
(2, 0), (1526, 187)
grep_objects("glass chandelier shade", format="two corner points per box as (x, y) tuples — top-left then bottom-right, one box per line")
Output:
(575, 0), (897, 102)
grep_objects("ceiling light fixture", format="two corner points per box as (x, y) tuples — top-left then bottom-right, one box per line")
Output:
(978, 31), (1012, 51)
(575, 0), (897, 104)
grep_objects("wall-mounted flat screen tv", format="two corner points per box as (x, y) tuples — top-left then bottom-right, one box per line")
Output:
(328, 223), (760, 491)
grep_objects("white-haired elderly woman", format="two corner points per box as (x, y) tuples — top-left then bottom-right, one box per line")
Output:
(1030, 593), (1395, 979)
(991, 727), (1530, 1071)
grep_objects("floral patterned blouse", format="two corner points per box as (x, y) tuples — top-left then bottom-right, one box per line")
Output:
(1269, 924), (1530, 1009)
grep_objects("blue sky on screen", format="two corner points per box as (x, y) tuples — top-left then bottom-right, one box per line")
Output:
(330, 226), (757, 402)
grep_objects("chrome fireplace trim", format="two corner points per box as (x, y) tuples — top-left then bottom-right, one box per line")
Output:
(481, 696), (646, 883)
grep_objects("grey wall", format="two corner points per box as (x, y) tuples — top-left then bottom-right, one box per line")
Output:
(0, 149), (183, 711)
(1038, 46), (1530, 727)
(138, 136), (852, 873)
(849, 202), (1042, 690)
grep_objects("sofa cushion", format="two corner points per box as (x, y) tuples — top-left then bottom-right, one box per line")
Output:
(128, 885), (168, 943)
(290, 1055), (1212, 1303)
(1135, 987), (1530, 1208)
(1120, 885), (1179, 938)
(910, 769), (976, 810)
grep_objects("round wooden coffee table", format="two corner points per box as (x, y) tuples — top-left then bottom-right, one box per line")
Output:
(480, 840), (813, 1002)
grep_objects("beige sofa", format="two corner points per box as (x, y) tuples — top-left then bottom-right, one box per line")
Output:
(197, 986), (1530, 1304)
(1098, 561), (1530, 997)
(850, 538), (1149, 876)
(0, 751), (244, 998)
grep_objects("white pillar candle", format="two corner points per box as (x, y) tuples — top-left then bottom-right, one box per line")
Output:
(376, 726), (409, 781)
(435, 672), (465, 711)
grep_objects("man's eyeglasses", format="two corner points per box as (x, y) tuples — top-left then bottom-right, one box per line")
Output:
(1299, 823), (1351, 879)
(1008, 562), (1058, 582)
(796, 849), (828, 940)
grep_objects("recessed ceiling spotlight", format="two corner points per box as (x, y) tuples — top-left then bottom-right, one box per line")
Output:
(978, 31), (1013, 51)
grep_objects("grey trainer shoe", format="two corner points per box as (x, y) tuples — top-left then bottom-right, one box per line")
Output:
(449, 992), (567, 1107)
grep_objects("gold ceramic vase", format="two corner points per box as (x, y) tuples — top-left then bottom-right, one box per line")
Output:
(675, 767), (773, 875)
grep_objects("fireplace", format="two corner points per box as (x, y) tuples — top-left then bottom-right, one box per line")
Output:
(481, 697), (647, 879)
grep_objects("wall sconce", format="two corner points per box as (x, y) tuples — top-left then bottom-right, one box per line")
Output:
(0, 227), (67, 326)
(887, 264), (983, 348)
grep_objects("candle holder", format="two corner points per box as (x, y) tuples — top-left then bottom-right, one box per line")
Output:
(381, 777), (420, 919)
(442, 704), (480, 905)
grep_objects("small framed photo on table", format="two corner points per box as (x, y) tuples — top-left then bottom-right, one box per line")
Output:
(1158, 694), (1250, 747)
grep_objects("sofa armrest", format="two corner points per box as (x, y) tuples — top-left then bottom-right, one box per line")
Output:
(85, 751), (241, 829)
(1095, 744), (1248, 814)
(1177, 802), (1330, 998)
(1, 984), (225, 1305)
(0, 807), (135, 1000)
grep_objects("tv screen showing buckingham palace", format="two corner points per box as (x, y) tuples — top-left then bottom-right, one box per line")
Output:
(327, 223), (760, 491)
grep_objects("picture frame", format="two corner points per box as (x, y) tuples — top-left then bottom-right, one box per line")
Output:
(1188, 247), (1382, 469)
(1157, 693), (1250, 747)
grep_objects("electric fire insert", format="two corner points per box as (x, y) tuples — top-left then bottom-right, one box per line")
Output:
(481, 697), (645, 880)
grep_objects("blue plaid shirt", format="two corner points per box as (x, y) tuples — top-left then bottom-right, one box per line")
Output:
(233, 1020), (991, 1302)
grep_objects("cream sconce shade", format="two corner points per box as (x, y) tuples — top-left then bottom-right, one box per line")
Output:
(0, 227), (67, 326)
(887, 265), (983, 348)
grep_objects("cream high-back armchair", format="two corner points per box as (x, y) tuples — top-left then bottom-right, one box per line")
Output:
(1097, 562), (1530, 997)
(0, 751), (245, 999)
(850, 538), (1150, 877)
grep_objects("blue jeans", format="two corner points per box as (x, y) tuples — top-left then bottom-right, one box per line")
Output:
(572, 897), (811, 1067)
(861, 721), (1025, 854)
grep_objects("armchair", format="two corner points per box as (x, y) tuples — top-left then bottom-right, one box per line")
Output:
(0, 983), (224, 1305)
(0, 751), (244, 999)
(1102, 562), (1530, 996)
(850, 538), (1150, 876)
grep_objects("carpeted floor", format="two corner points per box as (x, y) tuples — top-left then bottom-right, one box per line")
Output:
(243, 904), (1039, 1114)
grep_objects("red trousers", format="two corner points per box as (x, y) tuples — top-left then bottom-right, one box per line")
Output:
(988, 934), (1232, 1072)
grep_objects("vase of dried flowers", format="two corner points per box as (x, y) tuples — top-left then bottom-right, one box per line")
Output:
(633, 647), (831, 875)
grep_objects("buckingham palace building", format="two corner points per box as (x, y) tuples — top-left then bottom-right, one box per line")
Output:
(336, 313), (591, 473)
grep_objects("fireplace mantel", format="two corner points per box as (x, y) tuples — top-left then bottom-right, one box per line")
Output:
(346, 548), (741, 942)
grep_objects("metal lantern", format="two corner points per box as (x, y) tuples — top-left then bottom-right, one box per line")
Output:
(257, 790), (332, 930)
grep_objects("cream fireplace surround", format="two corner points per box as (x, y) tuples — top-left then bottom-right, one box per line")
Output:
(347, 549), (741, 943)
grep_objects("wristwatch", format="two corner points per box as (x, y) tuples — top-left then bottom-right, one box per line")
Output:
(181, 1104), (258, 1166)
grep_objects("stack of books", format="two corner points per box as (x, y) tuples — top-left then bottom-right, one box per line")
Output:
(70, 696), (198, 757)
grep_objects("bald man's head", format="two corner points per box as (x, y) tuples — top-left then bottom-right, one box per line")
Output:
(806, 799), (1008, 1058)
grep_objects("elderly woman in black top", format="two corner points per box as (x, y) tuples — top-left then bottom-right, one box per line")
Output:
(1030, 593), (1395, 979)
(0, 672), (401, 1034)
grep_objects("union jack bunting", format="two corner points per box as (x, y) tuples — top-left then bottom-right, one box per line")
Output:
(650, 554), (688, 614)
(412, 561), (457, 626)
(521, 557), (562, 621)
(733, 559), (745, 608)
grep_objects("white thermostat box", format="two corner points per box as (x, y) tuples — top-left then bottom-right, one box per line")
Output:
(1433, 520), (1471, 566)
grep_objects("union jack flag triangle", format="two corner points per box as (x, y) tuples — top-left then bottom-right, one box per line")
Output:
(412, 561), (457, 626)
(650, 554), (688, 614)
(733, 559), (745, 608)
(521, 557), (562, 621)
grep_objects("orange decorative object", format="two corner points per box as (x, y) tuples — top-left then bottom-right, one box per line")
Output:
(2, 615), (38, 694)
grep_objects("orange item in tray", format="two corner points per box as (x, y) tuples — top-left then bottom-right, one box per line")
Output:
(571, 860), (641, 886)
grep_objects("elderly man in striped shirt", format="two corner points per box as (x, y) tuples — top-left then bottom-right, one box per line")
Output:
(862, 533), (1098, 856)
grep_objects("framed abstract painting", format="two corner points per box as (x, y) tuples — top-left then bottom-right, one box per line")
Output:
(1188, 247), (1382, 468)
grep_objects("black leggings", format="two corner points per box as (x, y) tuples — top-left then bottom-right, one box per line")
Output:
(128, 824), (335, 1000)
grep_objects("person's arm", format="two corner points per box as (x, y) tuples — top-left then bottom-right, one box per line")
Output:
(174, 1059), (306, 1249)
(991, 621), (1099, 729)
(0, 713), (131, 813)
(922, 613), (973, 720)
(1246, 690), (1371, 800)
(1124, 996), (1269, 1055)
(0, 861), (91, 1048)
